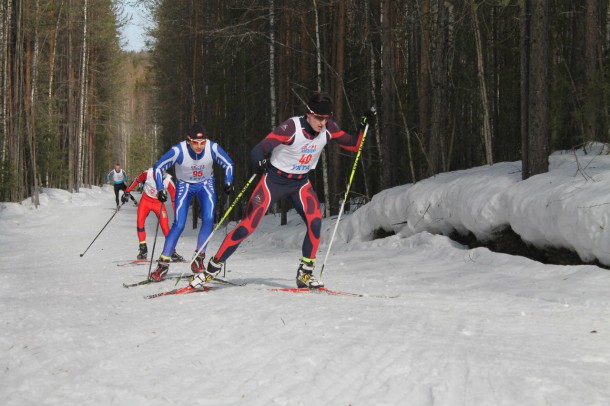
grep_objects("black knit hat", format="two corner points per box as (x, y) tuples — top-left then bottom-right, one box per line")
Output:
(186, 123), (206, 140)
(307, 92), (333, 115)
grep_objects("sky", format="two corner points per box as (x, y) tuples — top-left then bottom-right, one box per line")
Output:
(1, 145), (610, 404)
(119, 1), (150, 52)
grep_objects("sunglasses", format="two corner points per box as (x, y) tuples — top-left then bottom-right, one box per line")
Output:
(190, 139), (206, 147)
(310, 113), (332, 121)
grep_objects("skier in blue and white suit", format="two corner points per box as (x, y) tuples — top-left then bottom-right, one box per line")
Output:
(149, 123), (234, 282)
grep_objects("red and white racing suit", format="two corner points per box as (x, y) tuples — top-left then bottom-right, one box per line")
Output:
(126, 168), (176, 243)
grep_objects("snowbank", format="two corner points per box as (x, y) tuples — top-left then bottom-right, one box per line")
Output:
(341, 143), (610, 266)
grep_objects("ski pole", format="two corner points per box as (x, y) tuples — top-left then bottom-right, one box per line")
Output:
(175, 173), (258, 284)
(223, 195), (231, 278)
(79, 201), (126, 257)
(146, 201), (164, 280)
(319, 111), (374, 280)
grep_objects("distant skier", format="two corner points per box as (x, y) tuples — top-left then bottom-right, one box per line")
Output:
(148, 123), (234, 282)
(106, 163), (137, 210)
(123, 168), (183, 261)
(190, 92), (376, 290)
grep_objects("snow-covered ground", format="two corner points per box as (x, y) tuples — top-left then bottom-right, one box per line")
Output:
(2, 147), (610, 405)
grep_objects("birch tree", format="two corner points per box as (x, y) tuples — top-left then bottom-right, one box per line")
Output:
(27, 0), (41, 206)
(76, 0), (88, 190)
(471, 0), (493, 165)
(1, 0), (12, 190)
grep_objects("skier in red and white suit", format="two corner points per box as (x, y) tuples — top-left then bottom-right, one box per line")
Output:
(190, 92), (376, 289)
(124, 168), (182, 261)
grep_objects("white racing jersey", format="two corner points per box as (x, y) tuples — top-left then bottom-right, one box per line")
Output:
(174, 140), (214, 182)
(108, 169), (126, 184)
(142, 169), (172, 198)
(270, 117), (329, 174)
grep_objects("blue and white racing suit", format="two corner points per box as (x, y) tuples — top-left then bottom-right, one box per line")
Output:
(153, 140), (233, 257)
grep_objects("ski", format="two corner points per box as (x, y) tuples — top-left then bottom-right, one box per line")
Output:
(269, 287), (362, 297)
(269, 286), (398, 298)
(144, 285), (213, 299)
(116, 259), (188, 267)
(210, 277), (246, 287)
(123, 274), (194, 288)
(116, 259), (149, 267)
(123, 275), (244, 288)
(142, 278), (243, 298)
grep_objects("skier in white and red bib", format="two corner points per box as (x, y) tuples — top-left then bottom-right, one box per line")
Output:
(190, 92), (376, 289)
(123, 168), (183, 261)
(106, 163), (137, 210)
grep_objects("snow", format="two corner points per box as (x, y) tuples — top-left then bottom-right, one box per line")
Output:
(2, 146), (610, 405)
(341, 143), (610, 266)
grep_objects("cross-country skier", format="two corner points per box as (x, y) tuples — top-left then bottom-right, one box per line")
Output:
(190, 92), (376, 289)
(106, 163), (137, 210)
(148, 123), (234, 282)
(123, 168), (184, 261)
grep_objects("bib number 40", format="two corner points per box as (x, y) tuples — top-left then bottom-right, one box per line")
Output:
(299, 154), (313, 165)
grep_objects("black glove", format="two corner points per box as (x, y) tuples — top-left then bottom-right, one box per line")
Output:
(157, 190), (167, 202)
(358, 108), (377, 130)
(224, 183), (234, 195)
(121, 193), (130, 204)
(254, 159), (268, 175)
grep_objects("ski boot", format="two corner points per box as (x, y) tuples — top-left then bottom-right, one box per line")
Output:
(190, 257), (222, 289)
(190, 252), (206, 273)
(149, 256), (171, 282)
(137, 242), (148, 260)
(171, 251), (185, 262)
(296, 259), (324, 289)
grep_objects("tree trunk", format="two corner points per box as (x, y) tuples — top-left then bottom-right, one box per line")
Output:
(190, 0), (200, 123)
(269, 0), (276, 130)
(429, 0), (450, 173)
(330, 0), (346, 215)
(1, 0), (11, 175)
(419, 0), (432, 175)
(312, 0), (330, 219)
(87, 70), (95, 186)
(67, 0), (75, 192)
(27, 0), (41, 206)
(365, 0), (382, 193)
(277, 0), (294, 226)
(47, 1), (63, 188)
(522, 0), (549, 179)
(390, 2), (416, 183)
(380, 0), (395, 187)
(520, 0), (529, 176)
(13, 0), (26, 200)
(471, 0), (493, 165)
(77, 0), (89, 191)
(583, 0), (606, 142)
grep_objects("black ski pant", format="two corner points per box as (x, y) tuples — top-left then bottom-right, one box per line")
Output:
(113, 183), (127, 206)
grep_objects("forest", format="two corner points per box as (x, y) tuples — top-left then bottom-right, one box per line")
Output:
(1, 0), (609, 219)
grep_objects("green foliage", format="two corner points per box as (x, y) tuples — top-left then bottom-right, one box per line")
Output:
(6, 0), (609, 202)
(0, 161), (17, 202)
(128, 130), (156, 173)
